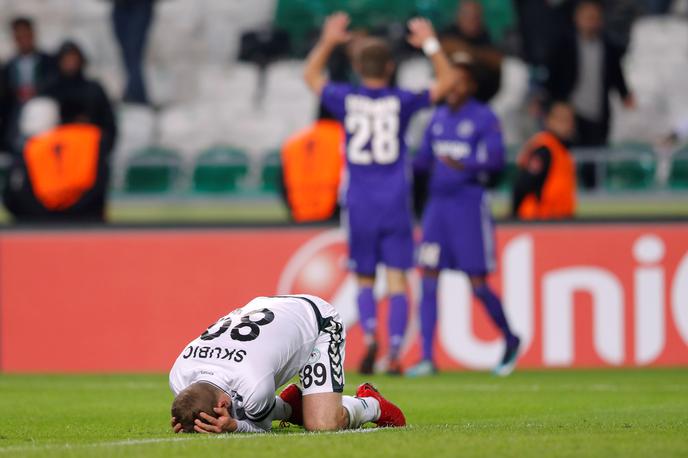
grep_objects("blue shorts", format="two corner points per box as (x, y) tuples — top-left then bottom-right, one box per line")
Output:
(418, 189), (496, 275)
(344, 204), (414, 276)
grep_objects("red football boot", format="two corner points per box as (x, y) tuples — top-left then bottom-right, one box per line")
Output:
(355, 383), (406, 427)
(279, 384), (303, 426)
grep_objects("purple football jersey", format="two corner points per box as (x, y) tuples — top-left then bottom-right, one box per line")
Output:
(321, 82), (431, 209)
(414, 98), (505, 196)
(415, 98), (505, 274)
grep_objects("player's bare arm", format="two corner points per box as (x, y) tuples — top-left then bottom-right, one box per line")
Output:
(303, 12), (351, 95)
(406, 18), (457, 104)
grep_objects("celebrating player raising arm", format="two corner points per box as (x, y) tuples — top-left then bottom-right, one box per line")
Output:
(407, 58), (521, 377)
(303, 13), (457, 375)
(304, 13), (456, 103)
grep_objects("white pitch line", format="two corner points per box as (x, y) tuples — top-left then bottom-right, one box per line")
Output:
(0, 427), (389, 454)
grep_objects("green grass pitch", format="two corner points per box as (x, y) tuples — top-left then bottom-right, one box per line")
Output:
(0, 369), (686, 457)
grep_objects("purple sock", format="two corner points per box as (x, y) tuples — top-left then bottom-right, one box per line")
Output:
(357, 287), (377, 338)
(473, 284), (516, 344)
(388, 293), (408, 359)
(420, 276), (438, 361)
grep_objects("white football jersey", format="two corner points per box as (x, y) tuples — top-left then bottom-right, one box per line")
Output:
(169, 295), (341, 424)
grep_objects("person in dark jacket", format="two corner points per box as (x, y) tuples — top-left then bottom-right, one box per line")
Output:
(514, 0), (576, 67)
(545, 0), (634, 189)
(42, 41), (117, 152)
(111, 0), (156, 104)
(0, 17), (57, 150)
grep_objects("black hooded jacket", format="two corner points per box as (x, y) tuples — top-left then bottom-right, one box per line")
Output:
(41, 41), (117, 152)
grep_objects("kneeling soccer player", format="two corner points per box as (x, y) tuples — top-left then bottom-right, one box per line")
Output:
(169, 295), (405, 433)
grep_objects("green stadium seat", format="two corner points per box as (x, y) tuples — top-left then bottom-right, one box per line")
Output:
(481, 0), (516, 42)
(0, 154), (10, 190)
(124, 147), (181, 193)
(192, 146), (249, 193)
(274, 0), (515, 57)
(494, 146), (523, 191)
(274, 0), (321, 56)
(604, 143), (656, 191)
(669, 152), (688, 189)
(260, 150), (282, 193)
(497, 162), (519, 191)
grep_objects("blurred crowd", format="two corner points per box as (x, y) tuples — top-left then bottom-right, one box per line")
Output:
(0, 0), (686, 223)
(0, 0), (155, 221)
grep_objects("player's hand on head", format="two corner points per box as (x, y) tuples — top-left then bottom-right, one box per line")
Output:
(170, 417), (183, 434)
(322, 12), (351, 46)
(407, 18), (436, 48)
(193, 406), (238, 434)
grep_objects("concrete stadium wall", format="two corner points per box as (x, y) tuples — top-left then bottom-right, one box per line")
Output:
(1, 222), (687, 373)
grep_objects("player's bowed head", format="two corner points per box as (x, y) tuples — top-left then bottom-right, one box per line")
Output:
(170, 382), (238, 434)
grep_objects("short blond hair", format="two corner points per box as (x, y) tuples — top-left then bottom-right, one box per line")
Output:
(171, 383), (222, 433)
(354, 37), (393, 79)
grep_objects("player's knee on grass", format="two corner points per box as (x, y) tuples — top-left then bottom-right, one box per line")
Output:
(171, 382), (223, 433)
(302, 393), (348, 431)
(386, 268), (407, 295)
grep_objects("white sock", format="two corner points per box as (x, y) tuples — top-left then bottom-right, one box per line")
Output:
(341, 395), (380, 428)
(272, 396), (292, 421)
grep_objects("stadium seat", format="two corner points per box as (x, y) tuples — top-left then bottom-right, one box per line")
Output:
(111, 105), (157, 189)
(260, 150), (282, 192)
(612, 17), (688, 144)
(490, 57), (529, 146)
(274, 0), (516, 56)
(604, 143), (657, 191)
(481, 0), (517, 43)
(493, 146), (520, 191)
(669, 151), (688, 189)
(158, 104), (210, 160)
(124, 147), (182, 193)
(264, 60), (317, 133)
(604, 161), (656, 191)
(198, 64), (259, 109)
(0, 153), (10, 191)
(492, 162), (517, 192)
(192, 146), (250, 193)
(398, 58), (433, 92)
(224, 108), (292, 155)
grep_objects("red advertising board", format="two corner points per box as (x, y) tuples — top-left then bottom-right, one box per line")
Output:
(0, 223), (687, 373)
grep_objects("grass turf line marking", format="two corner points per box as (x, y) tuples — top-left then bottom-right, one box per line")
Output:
(0, 427), (387, 454)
